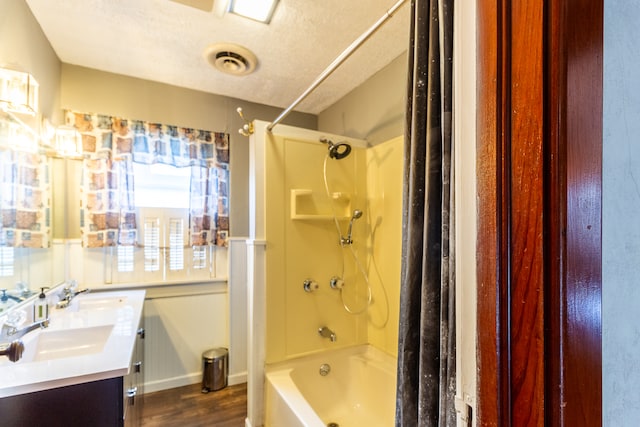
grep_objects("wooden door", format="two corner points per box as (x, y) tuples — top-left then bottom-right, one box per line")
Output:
(476, 1), (603, 425)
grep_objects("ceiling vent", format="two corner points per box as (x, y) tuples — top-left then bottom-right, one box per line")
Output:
(203, 44), (258, 76)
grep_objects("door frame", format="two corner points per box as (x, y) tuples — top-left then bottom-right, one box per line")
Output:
(476, 1), (603, 424)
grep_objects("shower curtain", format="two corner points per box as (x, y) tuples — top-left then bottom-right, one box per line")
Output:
(395, 0), (455, 425)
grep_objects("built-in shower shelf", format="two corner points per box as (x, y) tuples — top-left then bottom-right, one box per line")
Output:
(290, 189), (351, 220)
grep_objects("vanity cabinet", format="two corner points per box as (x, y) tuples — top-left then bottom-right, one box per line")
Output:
(124, 321), (145, 426)
(0, 377), (125, 426)
(0, 294), (146, 426)
(0, 321), (145, 427)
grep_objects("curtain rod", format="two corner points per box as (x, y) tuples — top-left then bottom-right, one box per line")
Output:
(266, 0), (408, 132)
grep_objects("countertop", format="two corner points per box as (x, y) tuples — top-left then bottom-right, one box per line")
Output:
(0, 289), (145, 398)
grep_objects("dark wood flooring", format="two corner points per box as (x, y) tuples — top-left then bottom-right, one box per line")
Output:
(141, 382), (247, 427)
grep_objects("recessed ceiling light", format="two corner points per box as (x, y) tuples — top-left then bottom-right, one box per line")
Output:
(228, 0), (279, 24)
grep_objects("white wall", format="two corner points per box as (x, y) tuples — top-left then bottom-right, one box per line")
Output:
(143, 288), (228, 393)
(603, 1), (640, 424)
(0, 0), (62, 123)
(318, 53), (407, 146)
(454, 2), (477, 425)
(227, 238), (248, 386)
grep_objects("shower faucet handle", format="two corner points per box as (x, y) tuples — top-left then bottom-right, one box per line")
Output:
(329, 276), (345, 290)
(303, 279), (319, 293)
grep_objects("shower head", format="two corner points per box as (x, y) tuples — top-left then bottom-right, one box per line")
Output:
(342, 209), (364, 245)
(328, 142), (351, 159)
(320, 137), (352, 160)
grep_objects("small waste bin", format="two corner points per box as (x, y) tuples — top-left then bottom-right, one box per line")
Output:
(202, 348), (228, 393)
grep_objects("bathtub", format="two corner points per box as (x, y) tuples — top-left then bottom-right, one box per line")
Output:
(264, 345), (397, 427)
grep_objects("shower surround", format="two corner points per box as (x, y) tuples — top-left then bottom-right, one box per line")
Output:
(246, 121), (402, 426)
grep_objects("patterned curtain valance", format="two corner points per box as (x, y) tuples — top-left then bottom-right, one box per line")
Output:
(65, 111), (229, 168)
(66, 111), (230, 248)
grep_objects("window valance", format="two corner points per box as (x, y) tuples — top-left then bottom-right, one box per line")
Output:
(66, 111), (230, 248)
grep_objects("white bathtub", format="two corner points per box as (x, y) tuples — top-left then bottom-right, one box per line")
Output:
(264, 345), (397, 427)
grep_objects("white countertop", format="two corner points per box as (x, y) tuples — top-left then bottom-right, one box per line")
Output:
(0, 289), (145, 398)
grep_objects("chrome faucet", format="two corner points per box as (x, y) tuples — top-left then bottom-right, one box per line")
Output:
(318, 326), (337, 342)
(1, 289), (25, 304)
(56, 285), (90, 309)
(1, 318), (49, 341)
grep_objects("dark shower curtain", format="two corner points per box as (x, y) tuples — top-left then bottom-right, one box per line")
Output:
(395, 0), (455, 425)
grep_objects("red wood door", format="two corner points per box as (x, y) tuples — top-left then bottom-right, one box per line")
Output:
(476, 1), (603, 425)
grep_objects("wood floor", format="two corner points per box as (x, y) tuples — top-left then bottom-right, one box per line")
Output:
(141, 382), (247, 427)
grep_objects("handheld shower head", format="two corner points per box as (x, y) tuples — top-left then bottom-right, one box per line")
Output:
(342, 209), (363, 245)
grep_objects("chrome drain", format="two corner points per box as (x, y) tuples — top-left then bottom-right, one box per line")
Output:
(327, 423), (339, 427)
(319, 363), (331, 376)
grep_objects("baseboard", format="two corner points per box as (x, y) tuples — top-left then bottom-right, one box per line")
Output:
(143, 371), (247, 394)
(228, 371), (247, 386)
(143, 372), (201, 394)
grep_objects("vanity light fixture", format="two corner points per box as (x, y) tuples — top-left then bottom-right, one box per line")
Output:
(0, 68), (39, 115)
(0, 118), (38, 152)
(228, 0), (279, 23)
(40, 118), (56, 147)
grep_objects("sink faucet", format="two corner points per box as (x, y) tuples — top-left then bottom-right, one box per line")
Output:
(1, 289), (24, 304)
(1, 318), (49, 341)
(56, 285), (90, 309)
(318, 326), (337, 342)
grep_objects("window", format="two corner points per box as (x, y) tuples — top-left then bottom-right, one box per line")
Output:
(133, 163), (190, 209)
(0, 247), (14, 277)
(143, 217), (160, 272)
(117, 245), (134, 273)
(168, 218), (184, 271)
(193, 246), (207, 270)
(110, 163), (217, 284)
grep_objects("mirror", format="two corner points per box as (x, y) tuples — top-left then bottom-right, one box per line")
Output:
(0, 111), (68, 306)
(0, 109), (228, 299)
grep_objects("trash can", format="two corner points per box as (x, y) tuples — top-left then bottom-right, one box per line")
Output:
(202, 348), (228, 393)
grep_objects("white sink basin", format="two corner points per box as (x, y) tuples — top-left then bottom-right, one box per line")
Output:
(75, 295), (128, 311)
(22, 324), (114, 362)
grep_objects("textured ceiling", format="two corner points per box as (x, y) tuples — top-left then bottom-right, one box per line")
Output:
(25, 0), (410, 115)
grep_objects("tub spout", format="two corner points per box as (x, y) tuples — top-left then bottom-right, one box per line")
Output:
(318, 326), (336, 342)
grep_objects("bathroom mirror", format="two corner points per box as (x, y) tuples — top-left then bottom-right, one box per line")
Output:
(0, 111), (69, 303)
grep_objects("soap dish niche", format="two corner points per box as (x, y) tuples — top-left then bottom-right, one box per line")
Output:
(290, 189), (351, 220)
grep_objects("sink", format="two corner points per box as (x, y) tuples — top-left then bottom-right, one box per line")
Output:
(75, 295), (128, 310)
(61, 294), (129, 312)
(22, 324), (114, 362)
(1, 293), (129, 365)
(0, 289), (145, 397)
